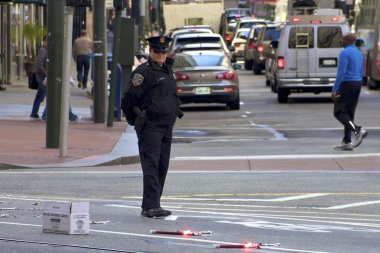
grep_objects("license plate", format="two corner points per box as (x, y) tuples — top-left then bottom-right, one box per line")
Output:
(319, 58), (337, 67)
(195, 87), (211, 95)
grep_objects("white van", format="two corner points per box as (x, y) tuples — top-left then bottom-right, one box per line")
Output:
(272, 14), (350, 103)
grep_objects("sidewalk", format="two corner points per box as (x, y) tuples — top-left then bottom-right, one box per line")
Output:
(1, 80), (379, 171)
(0, 79), (139, 169)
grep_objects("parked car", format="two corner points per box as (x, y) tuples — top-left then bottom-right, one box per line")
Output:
(251, 23), (283, 74)
(168, 33), (230, 59)
(219, 8), (252, 46)
(174, 50), (241, 110)
(238, 0), (248, 8)
(230, 28), (250, 61)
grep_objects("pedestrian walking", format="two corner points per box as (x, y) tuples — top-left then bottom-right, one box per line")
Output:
(73, 30), (93, 89)
(121, 36), (183, 218)
(30, 35), (78, 122)
(30, 35), (48, 120)
(331, 33), (367, 151)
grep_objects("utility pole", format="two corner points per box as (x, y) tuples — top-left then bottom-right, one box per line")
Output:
(93, 0), (107, 123)
(46, 0), (65, 148)
(107, 0), (124, 127)
(59, 6), (74, 157)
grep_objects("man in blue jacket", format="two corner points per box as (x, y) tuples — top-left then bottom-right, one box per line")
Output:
(331, 33), (367, 151)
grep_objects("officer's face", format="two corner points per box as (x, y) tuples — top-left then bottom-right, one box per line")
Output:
(150, 47), (167, 65)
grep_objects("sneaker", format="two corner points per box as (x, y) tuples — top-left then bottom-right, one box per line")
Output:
(334, 141), (354, 151)
(353, 128), (367, 148)
(30, 115), (39, 121)
(78, 81), (82, 88)
(141, 207), (172, 218)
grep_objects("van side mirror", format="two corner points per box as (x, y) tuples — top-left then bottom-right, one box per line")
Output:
(270, 40), (279, 49)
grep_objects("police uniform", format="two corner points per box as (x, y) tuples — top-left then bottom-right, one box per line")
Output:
(121, 36), (182, 218)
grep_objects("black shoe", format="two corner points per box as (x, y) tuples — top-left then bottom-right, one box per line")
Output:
(141, 207), (172, 218)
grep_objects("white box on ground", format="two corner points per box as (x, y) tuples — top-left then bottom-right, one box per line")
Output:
(43, 201), (89, 235)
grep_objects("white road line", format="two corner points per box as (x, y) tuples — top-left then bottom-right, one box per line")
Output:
(123, 193), (330, 202)
(323, 200), (380, 210)
(0, 221), (331, 253)
(172, 153), (380, 160)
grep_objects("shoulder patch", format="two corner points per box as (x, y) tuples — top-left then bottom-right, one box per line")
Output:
(132, 73), (144, 86)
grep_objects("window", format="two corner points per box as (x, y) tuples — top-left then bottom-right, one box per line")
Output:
(174, 54), (229, 68)
(317, 27), (342, 48)
(288, 27), (314, 48)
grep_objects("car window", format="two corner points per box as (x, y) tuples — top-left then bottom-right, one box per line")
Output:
(317, 26), (342, 48)
(263, 27), (281, 41)
(237, 30), (249, 39)
(239, 22), (264, 29)
(288, 27), (314, 49)
(177, 37), (221, 46)
(174, 54), (229, 67)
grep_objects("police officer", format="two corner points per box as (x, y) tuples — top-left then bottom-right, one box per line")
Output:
(122, 36), (183, 218)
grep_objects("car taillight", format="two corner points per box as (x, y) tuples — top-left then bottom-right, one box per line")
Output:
(257, 43), (264, 53)
(216, 71), (237, 80)
(248, 41), (255, 49)
(234, 43), (240, 47)
(226, 34), (232, 41)
(277, 57), (285, 70)
(175, 73), (189, 81)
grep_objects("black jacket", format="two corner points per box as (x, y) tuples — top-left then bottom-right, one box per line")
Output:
(122, 57), (181, 126)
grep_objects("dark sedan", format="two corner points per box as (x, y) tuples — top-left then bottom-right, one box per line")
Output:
(174, 50), (241, 110)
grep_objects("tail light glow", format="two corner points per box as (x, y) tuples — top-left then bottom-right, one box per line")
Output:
(292, 17), (301, 23)
(257, 43), (264, 53)
(234, 43), (240, 47)
(277, 57), (285, 69)
(226, 34), (232, 41)
(175, 73), (189, 81)
(331, 16), (340, 22)
(248, 41), (255, 49)
(310, 20), (321, 24)
(216, 71), (237, 80)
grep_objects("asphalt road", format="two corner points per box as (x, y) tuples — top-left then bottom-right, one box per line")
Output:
(171, 67), (380, 158)
(0, 169), (379, 253)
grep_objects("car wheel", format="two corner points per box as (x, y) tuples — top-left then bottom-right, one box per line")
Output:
(253, 61), (262, 75)
(277, 88), (289, 103)
(244, 59), (253, 70)
(228, 95), (240, 110)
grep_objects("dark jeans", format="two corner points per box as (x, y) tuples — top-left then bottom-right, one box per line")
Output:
(76, 55), (90, 88)
(136, 123), (173, 210)
(30, 79), (46, 118)
(333, 81), (362, 143)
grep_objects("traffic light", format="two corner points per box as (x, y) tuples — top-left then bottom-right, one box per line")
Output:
(66, 0), (91, 7)
(113, 0), (124, 9)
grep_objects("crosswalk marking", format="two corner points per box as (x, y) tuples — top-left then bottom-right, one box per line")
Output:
(323, 200), (380, 210)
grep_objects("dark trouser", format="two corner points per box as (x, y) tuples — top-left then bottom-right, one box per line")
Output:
(136, 123), (173, 210)
(333, 81), (362, 143)
(30, 79), (46, 118)
(76, 55), (90, 88)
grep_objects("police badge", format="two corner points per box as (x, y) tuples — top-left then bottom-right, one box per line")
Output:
(132, 73), (144, 86)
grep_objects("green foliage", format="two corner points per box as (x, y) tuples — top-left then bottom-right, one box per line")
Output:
(23, 23), (46, 61)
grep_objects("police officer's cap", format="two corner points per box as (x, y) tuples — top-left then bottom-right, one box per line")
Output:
(146, 36), (172, 50)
